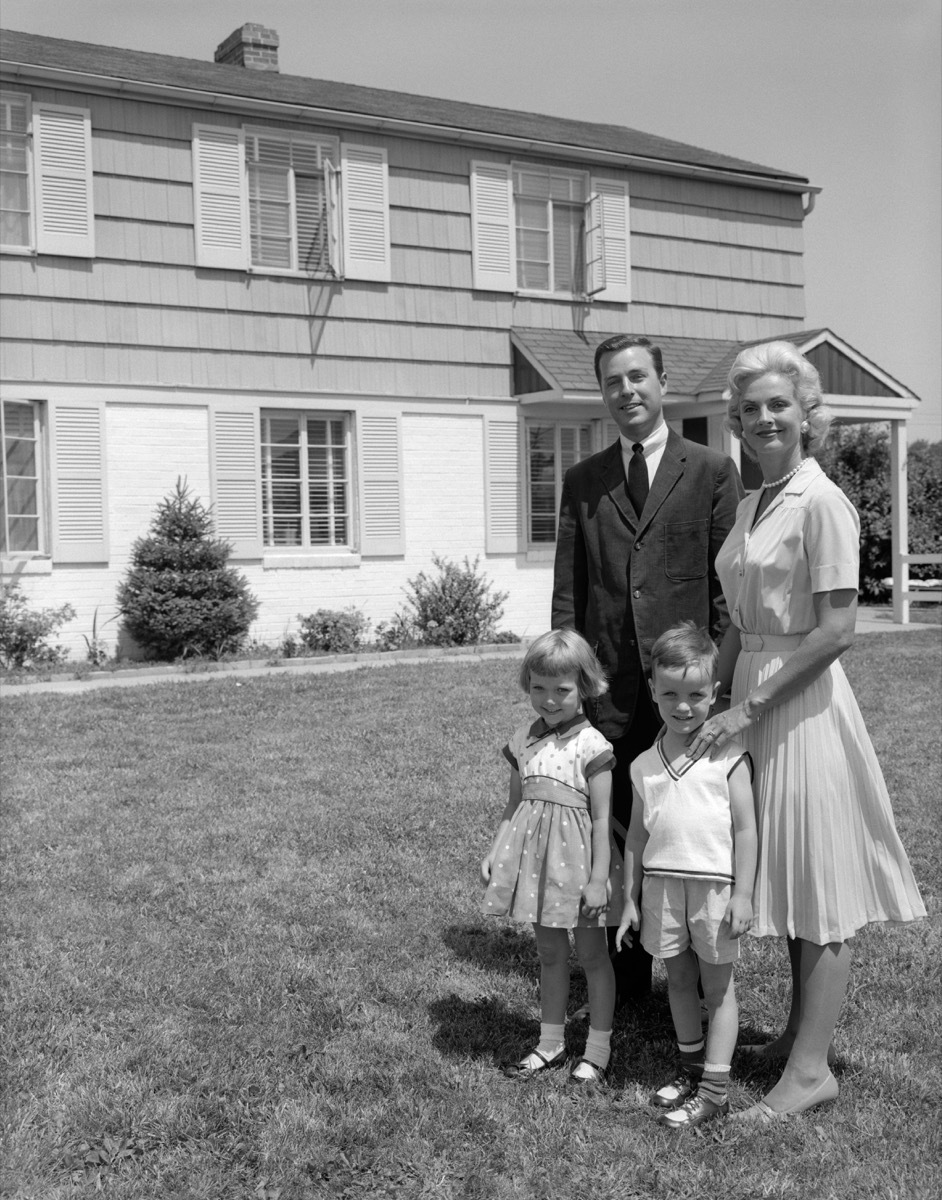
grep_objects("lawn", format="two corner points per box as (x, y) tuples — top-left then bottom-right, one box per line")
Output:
(1, 631), (939, 1199)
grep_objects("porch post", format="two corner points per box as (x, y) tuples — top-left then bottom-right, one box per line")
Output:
(890, 418), (908, 624)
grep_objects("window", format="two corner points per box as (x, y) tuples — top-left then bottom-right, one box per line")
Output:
(470, 161), (630, 302)
(1, 400), (44, 554)
(246, 130), (334, 274)
(526, 421), (593, 543)
(260, 412), (351, 548)
(0, 93), (29, 249)
(193, 126), (390, 281)
(0, 91), (95, 257)
(514, 165), (587, 294)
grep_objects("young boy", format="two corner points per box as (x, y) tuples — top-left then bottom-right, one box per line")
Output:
(616, 621), (757, 1128)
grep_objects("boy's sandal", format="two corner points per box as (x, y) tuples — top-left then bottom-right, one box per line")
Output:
(501, 1047), (566, 1079)
(568, 1057), (606, 1087)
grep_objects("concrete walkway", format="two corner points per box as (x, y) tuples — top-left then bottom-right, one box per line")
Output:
(1, 607), (938, 699)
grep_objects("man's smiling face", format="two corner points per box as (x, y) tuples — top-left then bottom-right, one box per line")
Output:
(599, 345), (667, 442)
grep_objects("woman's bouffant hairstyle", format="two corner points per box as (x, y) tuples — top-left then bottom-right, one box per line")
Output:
(649, 620), (719, 680)
(519, 629), (609, 699)
(724, 340), (833, 461)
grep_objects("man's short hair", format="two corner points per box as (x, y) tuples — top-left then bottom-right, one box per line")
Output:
(594, 334), (665, 384)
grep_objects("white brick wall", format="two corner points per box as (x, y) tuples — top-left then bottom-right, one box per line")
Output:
(10, 401), (555, 660)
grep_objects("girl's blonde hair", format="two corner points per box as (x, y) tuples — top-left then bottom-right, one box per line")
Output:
(724, 340), (833, 461)
(518, 629), (608, 699)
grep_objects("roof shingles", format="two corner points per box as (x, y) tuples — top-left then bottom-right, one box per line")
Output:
(0, 28), (808, 184)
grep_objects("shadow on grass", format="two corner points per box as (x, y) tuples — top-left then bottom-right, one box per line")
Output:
(442, 922), (538, 979)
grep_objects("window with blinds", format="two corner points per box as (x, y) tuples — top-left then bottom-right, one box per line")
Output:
(513, 165), (587, 295)
(245, 130), (335, 274)
(260, 411), (350, 548)
(0, 92), (30, 250)
(526, 421), (592, 543)
(1, 400), (43, 554)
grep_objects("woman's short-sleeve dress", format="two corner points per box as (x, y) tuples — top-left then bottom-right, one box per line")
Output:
(715, 458), (926, 944)
(481, 715), (624, 929)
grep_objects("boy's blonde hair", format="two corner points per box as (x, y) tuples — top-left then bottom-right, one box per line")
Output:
(519, 629), (608, 699)
(649, 621), (719, 681)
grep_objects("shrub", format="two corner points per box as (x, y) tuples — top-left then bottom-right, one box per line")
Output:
(116, 479), (259, 660)
(402, 554), (508, 647)
(820, 428), (942, 600)
(0, 581), (75, 669)
(374, 612), (421, 652)
(297, 608), (369, 654)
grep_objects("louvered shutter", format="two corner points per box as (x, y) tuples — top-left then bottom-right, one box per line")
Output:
(485, 419), (520, 553)
(470, 162), (515, 292)
(358, 413), (403, 555)
(589, 176), (630, 304)
(50, 402), (107, 562)
(34, 104), (94, 258)
(340, 144), (390, 282)
(192, 125), (248, 269)
(211, 409), (262, 558)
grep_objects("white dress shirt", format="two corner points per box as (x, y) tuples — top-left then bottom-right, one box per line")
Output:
(619, 419), (669, 488)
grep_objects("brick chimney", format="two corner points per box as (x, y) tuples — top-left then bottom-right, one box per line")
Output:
(214, 24), (280, 72)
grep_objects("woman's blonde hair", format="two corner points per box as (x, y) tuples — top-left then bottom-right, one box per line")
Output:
(518, 629), (608, 699)
(724, 340), (833, 461)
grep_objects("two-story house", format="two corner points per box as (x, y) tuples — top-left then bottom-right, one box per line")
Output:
(0, 23), (920, 657)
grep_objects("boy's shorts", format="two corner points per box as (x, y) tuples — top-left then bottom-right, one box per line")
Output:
(640, 876), (741, 964)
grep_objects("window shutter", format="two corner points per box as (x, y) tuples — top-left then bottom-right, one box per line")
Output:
(34, 104), (94, 258)
(589, 176), (630, 304)
(50, 401), (107, 562)
(192, 125), (248, 269)
(340, 143), (390, 282)
(211, 409), (262, 559)
(358, 413), (404, 556)
(485, 418), (520, 553)
(470, 161), (515, 292)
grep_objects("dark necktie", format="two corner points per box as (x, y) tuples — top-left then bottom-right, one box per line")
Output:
(628, 443), (649, 517)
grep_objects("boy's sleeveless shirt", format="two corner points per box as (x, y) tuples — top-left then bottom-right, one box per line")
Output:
(630, 737), (752, 884)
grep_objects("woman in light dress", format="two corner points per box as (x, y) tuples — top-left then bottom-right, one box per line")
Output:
(688, 341), (926, 1120)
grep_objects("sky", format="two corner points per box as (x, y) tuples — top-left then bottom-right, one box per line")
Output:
(3, 0), (940, 442)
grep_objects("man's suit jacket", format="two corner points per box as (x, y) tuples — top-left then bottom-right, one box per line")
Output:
(552, 429), (743, 741)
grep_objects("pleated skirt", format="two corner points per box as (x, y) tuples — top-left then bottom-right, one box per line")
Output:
(734, 650), (927, 944)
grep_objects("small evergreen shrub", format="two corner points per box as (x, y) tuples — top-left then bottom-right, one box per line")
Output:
(117, 479), (259, 660)
(0, 581), (75, 669)
(402, 554), (508, 647)
(297, 608), (369, 654)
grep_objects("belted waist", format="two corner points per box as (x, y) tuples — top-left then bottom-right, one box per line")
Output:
(740, 632), (806, 651)
(520, 777), (588, 809)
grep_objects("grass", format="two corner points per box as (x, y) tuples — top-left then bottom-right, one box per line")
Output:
(1, 632), (939, 1199)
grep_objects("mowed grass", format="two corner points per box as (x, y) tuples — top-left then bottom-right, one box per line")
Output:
(1, 632), (939, 1200)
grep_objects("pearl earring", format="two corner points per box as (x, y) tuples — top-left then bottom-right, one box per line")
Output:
(800, 422), (809, 433)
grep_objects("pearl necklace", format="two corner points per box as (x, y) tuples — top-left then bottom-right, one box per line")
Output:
(760, 461), (805, 490)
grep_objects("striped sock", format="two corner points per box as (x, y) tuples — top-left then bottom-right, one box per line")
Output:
(678, 1038), (705, 1081)
(697, 1061), (731, 1105)
(582, 1027), (612, 1070)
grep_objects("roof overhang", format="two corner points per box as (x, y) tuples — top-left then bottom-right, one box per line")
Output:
(0, 56), (819, 195)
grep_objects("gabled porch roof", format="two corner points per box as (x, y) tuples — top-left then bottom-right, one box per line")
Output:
(510, 326), (920, 419)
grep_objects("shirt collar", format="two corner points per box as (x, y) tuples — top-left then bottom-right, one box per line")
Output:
(783, 457), (822, 494)
(527, 713), (592, 742)
(619, 418), (668, 457)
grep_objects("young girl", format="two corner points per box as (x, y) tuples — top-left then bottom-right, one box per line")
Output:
(481, 629), (623, 1085)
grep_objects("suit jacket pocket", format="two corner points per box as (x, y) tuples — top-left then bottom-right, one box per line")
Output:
(664, 519), (709, 580)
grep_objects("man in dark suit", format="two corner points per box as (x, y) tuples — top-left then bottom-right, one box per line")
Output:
(552, 333), (743, 1003)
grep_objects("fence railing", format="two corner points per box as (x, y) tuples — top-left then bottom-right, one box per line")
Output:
(893, 553), (942, 623)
